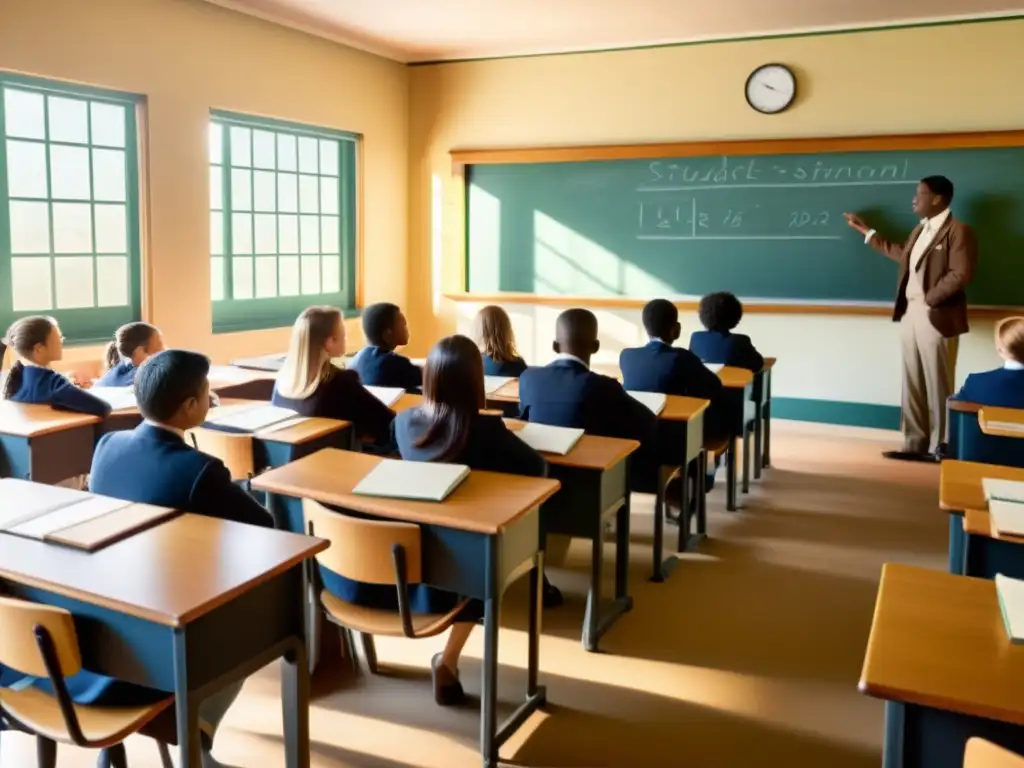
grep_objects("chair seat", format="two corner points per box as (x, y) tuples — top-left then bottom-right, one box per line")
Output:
(0, 686), (173, 748)
(320, 589), (470, 639)
(708, 437), (731, 458)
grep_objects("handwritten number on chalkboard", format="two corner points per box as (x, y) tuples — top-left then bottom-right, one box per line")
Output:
(723, 210), (743, 228)
(788, 211), (831, 228)
(698, 213), (709, 229)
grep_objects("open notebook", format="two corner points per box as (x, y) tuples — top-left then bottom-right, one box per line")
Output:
(515, 423), (584, 456)
(984, 479), (1024, 505)
(990, 500), (1024, 538)
(88, 386), (138, 411)
(353, 459), (470, 502)
(986, 421), (1024, 434)
(627, 391), (667, 415)
(205, 403), (300, 433)
(996, 574), (1024, 643)
(364, 386), (406, 407)
(484, 376), (515, 395)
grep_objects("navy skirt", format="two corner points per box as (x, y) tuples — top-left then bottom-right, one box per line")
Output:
(320, 567), (483, 624)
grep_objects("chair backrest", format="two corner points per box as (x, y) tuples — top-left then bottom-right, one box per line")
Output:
(303, 498), (422, 585)
(0, 596), (81, 678)
(188, 427), (255, 481)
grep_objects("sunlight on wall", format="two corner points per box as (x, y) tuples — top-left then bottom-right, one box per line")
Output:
(431, 174), (443, 314)
(467, 184), (501, 291)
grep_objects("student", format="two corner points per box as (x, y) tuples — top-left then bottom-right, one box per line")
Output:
(954, 316), (1024, 408)
(519, 308), (659, 490)
(272, 306), (395, 447)
(96, 321), (165, 387)
(689, 292), (765, 372)
(89, 349), (272, 767)
(1, 315), (111, 417)
(473, 305), (528, 377)
(349, 302), (422, 390)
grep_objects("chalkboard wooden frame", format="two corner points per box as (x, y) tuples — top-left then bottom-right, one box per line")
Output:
(449, 129), (1024, 318)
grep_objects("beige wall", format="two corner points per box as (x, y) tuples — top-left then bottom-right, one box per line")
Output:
(408, 19), (1024, 406)
(0, 0), (407, 371)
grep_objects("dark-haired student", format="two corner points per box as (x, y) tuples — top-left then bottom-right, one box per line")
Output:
(349, 302), (422, 390)
(90, 349), (273, 768)
(272, 306), (395, 448)
(954, 315), (1024, 408)
(689, 292), (764, 373)
(95, 321), (165, 387)
(473, 305), (528, 377)
(1, 315), (111, 417)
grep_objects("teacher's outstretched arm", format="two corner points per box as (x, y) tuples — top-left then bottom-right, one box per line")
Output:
(843, 212), (904, 262)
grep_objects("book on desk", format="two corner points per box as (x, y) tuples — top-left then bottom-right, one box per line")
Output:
(88, 386), (138, 411)
(995, 573), (1024, 644)
(515, 423), (585, 456)
(627, 391), (668, 415)
(484, 376), (514, 395)
(984, 478), (1024, 505)
(364, 385), (406, 407)
(204, 403), (300, 433)
(352, 458), (470, 502)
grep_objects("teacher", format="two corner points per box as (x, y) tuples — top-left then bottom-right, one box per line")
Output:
(844, 175), (978, 462)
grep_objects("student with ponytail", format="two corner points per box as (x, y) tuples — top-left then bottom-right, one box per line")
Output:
(1, 316), (111, 417)
(96, 321), (164, 387)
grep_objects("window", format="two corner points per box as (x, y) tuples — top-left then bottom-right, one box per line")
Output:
(0, 74), (142, 343)
(209, 111), (358, 332)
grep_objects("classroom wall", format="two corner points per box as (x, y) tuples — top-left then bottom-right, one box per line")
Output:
(0, 0), (408, 372)
(408, 19), (1024, 426)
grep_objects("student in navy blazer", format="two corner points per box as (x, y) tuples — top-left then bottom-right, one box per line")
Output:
(473, 305), (528, 377)
(689, 292), (765, 373)
(90, 349), (273, 767)
(272, 306), (395, 448)
(955, 316), (1024, 408)
(349, 302), (423, 390)
(1, 315), (110, 417)
(95, 321), (165, 387)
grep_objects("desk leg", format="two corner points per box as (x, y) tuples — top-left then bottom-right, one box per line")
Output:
(583, 518), (604, 650)
(527, 551), (542, 694)
(753, 401), (764, 480)
(948, 515), (965, 574)
(762, 400), (772, 469)
(742, 426), (751, 495)
(282, 639), (310, 768)
(882, 700), (904, 768)
(172, 630), (201, 768)
(726, 438), (738, 512)
(480, 538), (500, 768)
(651, 469), (666, 583)
(582, 499), (633, 652)
(615, 494), (631, 601)
(696, 450), (708, 537)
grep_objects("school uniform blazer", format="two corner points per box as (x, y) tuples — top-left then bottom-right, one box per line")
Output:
(482, 354), (528, 378)
(95, 360), (137, 387)
(6, 365), (111, 417)
(954, 367), (1024, 409)
(349, 345), (422, 390)
(689, 330), (765, 373)
(272, 368), (395, 446)
(620, 341), (723, 400)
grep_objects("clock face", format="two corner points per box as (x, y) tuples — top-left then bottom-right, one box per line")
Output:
(745, 64), (796, 114)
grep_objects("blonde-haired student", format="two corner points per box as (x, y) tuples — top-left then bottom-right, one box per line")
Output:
(473, 305), (527, 377)
(2, 315), (111, 417)
(272, 305), (395, 446)
(96, 322), (165, 387)
(954, 316), (1024, 408)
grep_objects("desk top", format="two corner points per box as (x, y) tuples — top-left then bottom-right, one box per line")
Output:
(230, 354), (285, 372)
(205, 399), (351, 445)
(0, 513), (326, 627)
(859, 563), (1024, 725)
(661, 395), (709, 422)
(718, 366), (755, 389)
(252, 448), (561, 535)
(950, 399), (984, 414)
(940, 460), (1024, 513)
(963, 508), (1024, 544)
(207, 365), (276, 392)
(762, 357), (777, 372)
(503, 419), (639, 470)
(488, 378), (520, 403)
(979, 407), (1024, 439)
(0, 401), (102, 438)
(965, 739), (1024, 768)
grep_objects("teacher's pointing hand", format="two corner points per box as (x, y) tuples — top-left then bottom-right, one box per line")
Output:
(843, 212), (870, 235)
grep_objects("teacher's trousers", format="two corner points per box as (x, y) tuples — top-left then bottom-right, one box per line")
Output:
(900, 299), (959, 454)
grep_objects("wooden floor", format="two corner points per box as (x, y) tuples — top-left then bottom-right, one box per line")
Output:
(1, 421), (947, 767)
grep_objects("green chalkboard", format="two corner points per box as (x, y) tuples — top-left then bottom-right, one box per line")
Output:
(466, 144), (1024, 305)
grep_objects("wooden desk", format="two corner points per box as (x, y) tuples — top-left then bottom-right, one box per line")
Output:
(980, 408), (1024, 439)
(0, 512), (326, 768)
(962, 508), (1024, 580)
(0, 402), (101, 482)
(940, 460), (1024, 573)
(488, 378), (520, 404)
(231, 353), (286, 372)
(208, 365), (275, 401)
(755, 358), (777, 477)
(860, 563), (1024, 768)
(252, 449), (560, 768)
(716, 366), (756, 507)
(654, 396), (709, 571)
(504, 419), (638, 651)
(966, 739), (1024, 768)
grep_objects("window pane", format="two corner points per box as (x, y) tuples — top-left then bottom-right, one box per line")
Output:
(299, 175), (319, 214)
(90, 102), (126, 148)
(278, 214), (298, 253)
(54, 256), (95, 308)
(210, 211), (224, 255)
(231, 168), (252, 211)
(279, 255), (300, 296)
(232, 257), (254, 299)
(4, 89), (45, 139)
(230, 126), (251, 167)
(277, 173), (297, 213)
(253, 170), (276, 212)
(11, 257), (52, 310)
(255, 256), (278, 298)
(9, 201), (50, 253)
(298, 137), (318, 174)
(320, 216), (339, 254)
(209, 165), (222, 210)
(209, 123), (223, 164)
(300, 215), (319, 254)
(210, 256), (225, 301)
(6, 139), (48, 198)
(94, 204), (127, 253)
(92, 148), (126, 202)
(254, 213), (277, 254)
(47, 96), (88, 144)
(50, 144), (91, 200)
(319, 139), (339, 175)
(301, 254), (320, 294)
(97, 255), (128, 306)
(253, 130), (275, 170)
(320, 176), (339, 214)
(52, 202), (93, 253)
(277, 133), (297, 171)
(232, 212), (253, 254)
(322, 255), (341, 293)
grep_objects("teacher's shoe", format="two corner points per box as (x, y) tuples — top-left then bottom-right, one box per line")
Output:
(882, 450), (937, 463)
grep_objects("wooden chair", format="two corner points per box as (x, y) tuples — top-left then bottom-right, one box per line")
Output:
(303, 498), (471, 675)
(0, 596), (173, 768)
(965, 738), (1024, 767)
(188, 428), (255, 485)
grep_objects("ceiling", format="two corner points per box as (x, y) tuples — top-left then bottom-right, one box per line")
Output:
(204, 0), (1024, 63)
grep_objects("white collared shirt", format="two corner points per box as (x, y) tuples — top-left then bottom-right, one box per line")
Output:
(648, 337), (668, 345)
(1005, 360), (1024, 371)
(866, 208), (950, 301)
(144, 419), (185, 439)
(553, 352), (590, 369)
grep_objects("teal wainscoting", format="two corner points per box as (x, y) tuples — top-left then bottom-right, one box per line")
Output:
(772, 398), (901, 430)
